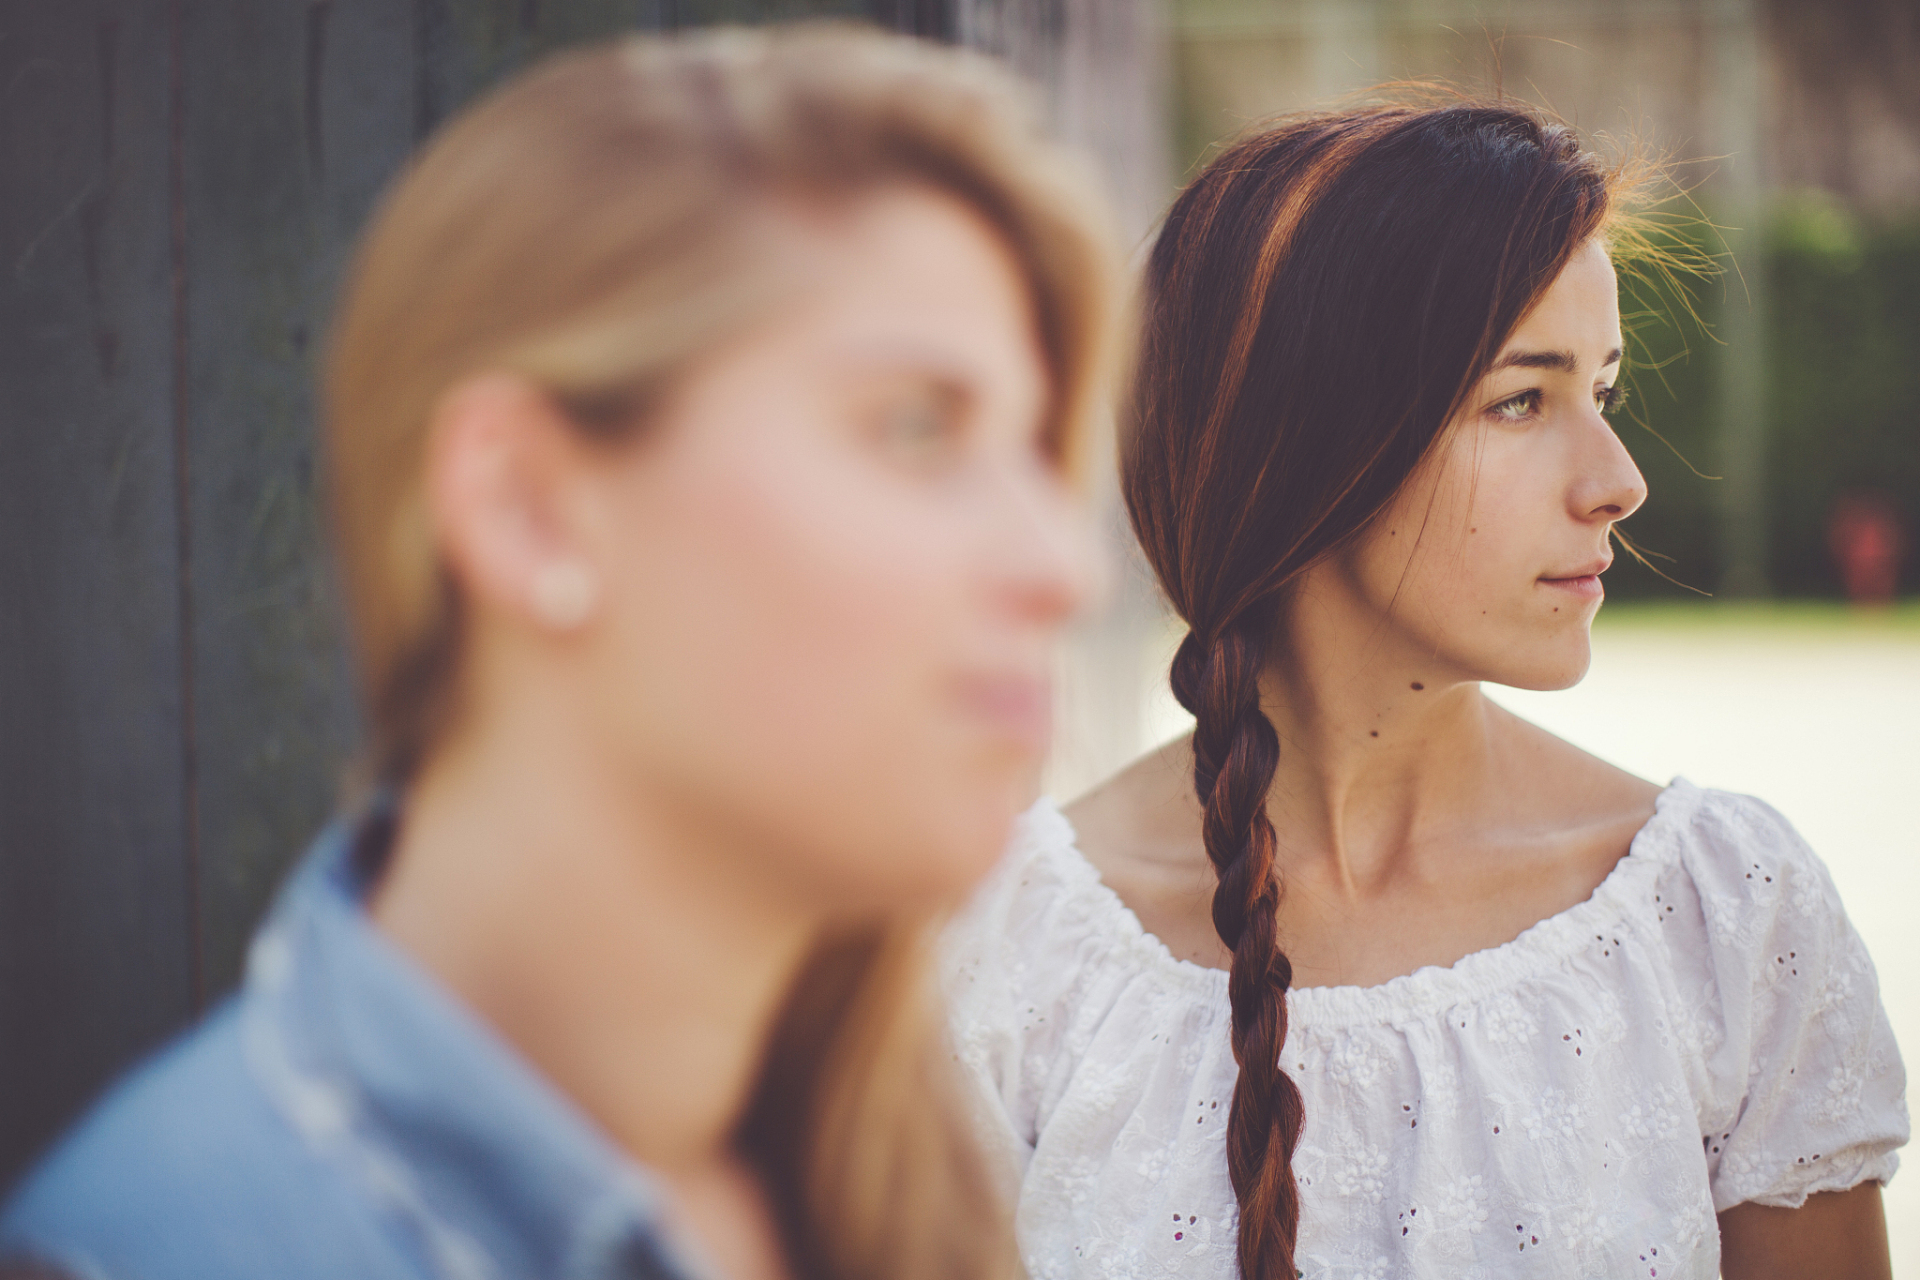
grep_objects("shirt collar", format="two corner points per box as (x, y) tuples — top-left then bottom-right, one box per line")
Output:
(239, 796), (705, 1280)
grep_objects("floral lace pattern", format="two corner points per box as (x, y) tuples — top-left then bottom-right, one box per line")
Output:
(944, 781), (1907, 1280)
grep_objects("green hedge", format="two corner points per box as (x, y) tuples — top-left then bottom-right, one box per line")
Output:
(1609, 202), (1920, 599)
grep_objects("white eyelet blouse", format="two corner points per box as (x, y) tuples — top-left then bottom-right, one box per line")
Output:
(943, 779), (1907, 1280)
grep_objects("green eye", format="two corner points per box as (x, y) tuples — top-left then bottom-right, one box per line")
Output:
(870, 384), (965, 472)
(1597, 384), (1629, 414)
(1489, 390), (1541, 421)
(885, 399), (947, 446)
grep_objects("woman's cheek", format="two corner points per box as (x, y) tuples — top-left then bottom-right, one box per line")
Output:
(782, 501), (970, 745)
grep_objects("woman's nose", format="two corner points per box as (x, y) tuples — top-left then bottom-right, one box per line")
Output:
(1575, 410), (1649, 524)
(991, 462), (1102, 625)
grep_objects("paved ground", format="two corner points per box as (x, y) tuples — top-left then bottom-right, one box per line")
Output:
(1087, 602), (1920, 1264)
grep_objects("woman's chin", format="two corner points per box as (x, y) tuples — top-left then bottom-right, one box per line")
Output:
(1482, 638), (1593, 693)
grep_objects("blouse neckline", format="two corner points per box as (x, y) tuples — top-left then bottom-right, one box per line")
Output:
(1026, 776), (1699, 1029)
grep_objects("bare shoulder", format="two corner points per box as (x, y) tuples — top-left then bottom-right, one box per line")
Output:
(1485, 698), (1663, 863)
(1064, 737), (1229, 968)
(1064, 738), (1191, 860)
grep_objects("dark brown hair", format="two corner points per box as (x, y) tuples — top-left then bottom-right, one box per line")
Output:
(1123, 99), (1629, 1279)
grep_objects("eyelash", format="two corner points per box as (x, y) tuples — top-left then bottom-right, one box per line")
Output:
(1487, 384), (1628, 422)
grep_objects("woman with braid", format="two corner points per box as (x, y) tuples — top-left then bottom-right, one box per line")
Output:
(946, 99), (1906, 1280)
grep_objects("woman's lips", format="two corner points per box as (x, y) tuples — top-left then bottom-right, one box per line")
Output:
(1538, 573), (1605, 599)
(955, 673), (1053, 751)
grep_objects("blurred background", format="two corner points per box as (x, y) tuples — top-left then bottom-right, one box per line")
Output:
(3, 0), (1916, 1263)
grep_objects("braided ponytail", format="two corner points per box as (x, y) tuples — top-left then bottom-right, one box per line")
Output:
(1124, 95), (1628, 1278)
(1172, 626), (1305, 1278)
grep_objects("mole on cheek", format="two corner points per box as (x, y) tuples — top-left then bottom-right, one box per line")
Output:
(1411, 682), (1425, 691)
(1370, 730), (1380, 738)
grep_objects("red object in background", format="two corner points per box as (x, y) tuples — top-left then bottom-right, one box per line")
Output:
(1827, 492), (1907, 604)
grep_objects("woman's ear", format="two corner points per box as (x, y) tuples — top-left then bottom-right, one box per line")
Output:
(424, 372), (603, 634)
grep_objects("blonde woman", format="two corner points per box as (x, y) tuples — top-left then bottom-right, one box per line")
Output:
(2, 25), (1117, 1280)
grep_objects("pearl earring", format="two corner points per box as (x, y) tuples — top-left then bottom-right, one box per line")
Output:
(529, 560), (598, 630)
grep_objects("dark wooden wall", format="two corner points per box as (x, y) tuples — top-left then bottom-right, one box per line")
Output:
(0, 0), (1026, 1190)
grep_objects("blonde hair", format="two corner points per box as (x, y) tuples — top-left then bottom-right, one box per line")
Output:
(324, 22), (1120, 1280)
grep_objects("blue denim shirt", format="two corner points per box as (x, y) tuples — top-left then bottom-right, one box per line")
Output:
(1, 801), (702, 1280)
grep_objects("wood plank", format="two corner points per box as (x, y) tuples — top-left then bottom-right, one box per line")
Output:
(0, 0), (196, 1187)
(176, 0), (413, 996)
(413, 0), (924, 144)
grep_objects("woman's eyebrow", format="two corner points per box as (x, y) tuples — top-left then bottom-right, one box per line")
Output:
(1491, 346), (1624, 373)
(837, 341), (982, 384)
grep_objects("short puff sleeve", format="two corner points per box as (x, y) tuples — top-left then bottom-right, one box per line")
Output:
(1682, 790), (1908, 1210)
(942, 804), (1094, 1178)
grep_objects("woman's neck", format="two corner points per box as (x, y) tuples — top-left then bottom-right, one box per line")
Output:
(367, 683), (818, 1184)
(1257, 576), (1506, 898)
